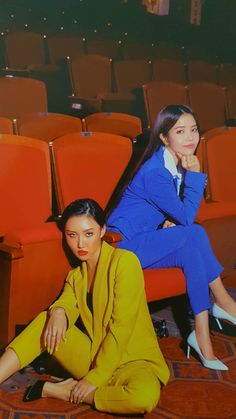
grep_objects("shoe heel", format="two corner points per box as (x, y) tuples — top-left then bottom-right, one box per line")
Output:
(187, 344), (191, 359)
(215, 317), (223, 330)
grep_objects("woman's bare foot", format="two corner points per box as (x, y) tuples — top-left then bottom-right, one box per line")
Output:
(82, 389), (96, 405)
(42, 378), (78, 401)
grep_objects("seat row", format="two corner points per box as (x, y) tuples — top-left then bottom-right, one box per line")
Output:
(0, 112), (142, 142)
(143, 81), (236, 131)
(1, 74), (236, 134)
(1, 32), (225, 70)
(1, 128), (236, 347)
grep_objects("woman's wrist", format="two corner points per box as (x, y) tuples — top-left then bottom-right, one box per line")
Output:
(48, 307), (65, 316)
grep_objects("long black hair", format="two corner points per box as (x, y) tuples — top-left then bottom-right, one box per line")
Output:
(106, 104), (199, 217)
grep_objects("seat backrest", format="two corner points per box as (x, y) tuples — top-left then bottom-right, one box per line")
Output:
(154, 42), (184, 60)
(51, 131), (132, 213)
(143, 81), (188, 128)
(219, 63), (236, 87)
(187, 60), (218, 84)
(152, 58), (186, 84)
(83, 112), (142, 139)
(16, 112), (82, 142)
(0, 117), (14, 134)
(48, 35), (85, 64)
(114, 59), (152, 94)
(86, 39), (120, 59)
(201, 126), (236, 201)
(188, 82), (227, 132)
(121, 42), (158, 60)
(0, 76), (48, 119)
(226, 84), (236, 119)
(4, 32), (45, 69)
(68, 54), (112, 97)
(0, 134), (52, 233)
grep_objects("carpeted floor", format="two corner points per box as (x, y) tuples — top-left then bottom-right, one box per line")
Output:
(1, 292), (236, 418)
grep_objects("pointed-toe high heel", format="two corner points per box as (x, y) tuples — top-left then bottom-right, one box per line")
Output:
(212, 303), (236, 331)
(187, 330), (228, 371)
(23, 380), (46, 402)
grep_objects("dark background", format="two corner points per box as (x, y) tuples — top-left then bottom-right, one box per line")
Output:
(0, 0), (236, 62)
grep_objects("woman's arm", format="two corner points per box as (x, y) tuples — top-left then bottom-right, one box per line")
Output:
(49, 269), (80, 329)
(84, 251), (144, 387)
(145, 168), (207, 226)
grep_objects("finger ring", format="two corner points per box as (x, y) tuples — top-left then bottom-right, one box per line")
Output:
(80, 399), (83, 404)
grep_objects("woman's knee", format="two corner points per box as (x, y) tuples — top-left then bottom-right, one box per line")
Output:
(186, 224), (209, 246)
(127, 375), (161, 413)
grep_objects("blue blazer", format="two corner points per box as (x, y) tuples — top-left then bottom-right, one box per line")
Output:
(107, 147), (207, 241)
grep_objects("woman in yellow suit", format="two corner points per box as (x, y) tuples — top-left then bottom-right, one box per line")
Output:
(0, 198), (169, 414)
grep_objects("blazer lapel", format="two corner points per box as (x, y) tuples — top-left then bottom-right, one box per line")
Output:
(79, 263), (93, 340)
(91, 241), (114, 359)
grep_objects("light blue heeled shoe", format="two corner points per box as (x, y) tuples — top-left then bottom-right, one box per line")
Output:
(212, 303), (236, 331)
(187, 330), (228, 371)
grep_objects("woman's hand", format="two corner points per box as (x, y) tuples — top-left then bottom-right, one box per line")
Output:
(44, 307), (67, 354)
(177, 153), (200, 172)
(163, 220), (176, 228)
(70, 378), (97, 404)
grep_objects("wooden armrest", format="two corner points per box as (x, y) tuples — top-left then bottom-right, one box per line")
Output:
(104, 231), (122, 244)
(0, 243), (24, 260)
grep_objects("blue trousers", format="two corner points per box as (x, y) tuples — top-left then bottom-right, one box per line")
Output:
(119, 224), (223, 315)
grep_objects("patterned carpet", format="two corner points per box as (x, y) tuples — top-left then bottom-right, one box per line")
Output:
(1, 292), (236, 418)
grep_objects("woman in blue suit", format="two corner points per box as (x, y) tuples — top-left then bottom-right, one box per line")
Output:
(107, 104), (236, 371)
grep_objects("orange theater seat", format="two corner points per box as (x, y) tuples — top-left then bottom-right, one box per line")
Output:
(0, 76), (48, 119)
(188, 82), (228, 132)
(16, 112), (82, 142)
(82, 112), (142, 140)
(51, 131), (133, 212)
(195, 130), (236, 285)
(143, 81), (188, 128)
(0, 135), (69, 347)
(0, 117), (14, 134)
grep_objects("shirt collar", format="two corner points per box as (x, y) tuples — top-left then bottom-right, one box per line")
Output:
(163, 146), (183, 194)
(163, 146), (178, 176)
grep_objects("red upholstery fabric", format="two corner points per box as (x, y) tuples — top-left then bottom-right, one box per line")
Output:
(0, 77), (48, 119)
(0, 134), (70, 347)
(144, 269), (186, 302)
(3, 222), (61, 247)
(203, 127), (236, 202)
(17, 112), (82, 142)
(0, 117), (14, 134)
(143, 82), (188, 128)
(83, 112), (142, 139)
(0, 135), (51, 234)
(51, 131), (133, 212)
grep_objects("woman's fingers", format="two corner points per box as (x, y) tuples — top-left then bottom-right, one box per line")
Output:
(44, 330), (62, 354)
(180, 154), (200, 172)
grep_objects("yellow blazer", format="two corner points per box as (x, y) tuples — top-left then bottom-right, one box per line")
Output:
(50, 241), (169, 387)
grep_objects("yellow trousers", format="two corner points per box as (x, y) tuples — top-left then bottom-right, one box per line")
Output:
(8, 312), (161, 414)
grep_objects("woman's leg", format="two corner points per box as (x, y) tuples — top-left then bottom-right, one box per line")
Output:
(0, 348), (21, 384)
(94, 361), (160, 414)
(37, 325), (92, 401)
(151, 246), (216, 359)
(195, 311), (215, 360)
(210, 277), (236, 317)
(2, 310), (92, 402)
(0, 311), (48, 384)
